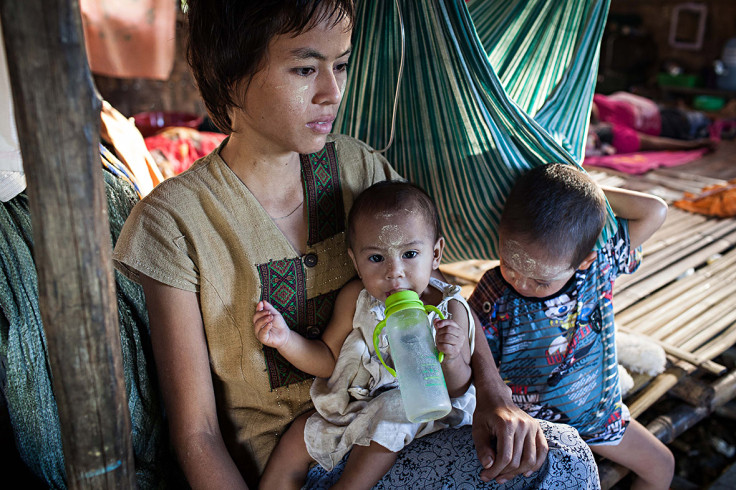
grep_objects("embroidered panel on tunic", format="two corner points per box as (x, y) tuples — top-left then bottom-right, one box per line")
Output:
(301, 142), (345, 246)
(257, 259), (340, 389)
(258, 258), (338, 389)
(258, 144), (345, 389)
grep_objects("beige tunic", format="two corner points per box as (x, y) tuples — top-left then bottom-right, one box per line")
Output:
(113, 134), (399, 480)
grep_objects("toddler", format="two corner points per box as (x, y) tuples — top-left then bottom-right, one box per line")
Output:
(469, 163), (674, 489)
(255, 181), (476, 489)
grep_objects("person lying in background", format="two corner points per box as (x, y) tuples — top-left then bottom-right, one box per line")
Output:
(586, 120), (717, 156)
(587, 92), (718, 156)
(593, 92), (712, 140)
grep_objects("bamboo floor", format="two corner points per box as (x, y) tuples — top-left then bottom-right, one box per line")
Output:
(439, 142), (736, 489)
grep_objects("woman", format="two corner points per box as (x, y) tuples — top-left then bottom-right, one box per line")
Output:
(113, 1), (598, 488)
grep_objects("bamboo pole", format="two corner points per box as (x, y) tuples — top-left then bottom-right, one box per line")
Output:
(601, 368), (736, 489)
(0, 1), (135, 488)
(711, 369), (736, 409)
(627, 366), (689, 418)
(440, 259), (497, 284)
(644, 216), (717, 255)
(669, 376), (714, 408)
(676, 297), (736, 348)
(629, 172), (710, 193)
(647, 208), (707, 240)
(694, 320), (736, 361)
(619, 279), (722, 336)
(637, 279), (736, 340)
(655, 168), (727, 186)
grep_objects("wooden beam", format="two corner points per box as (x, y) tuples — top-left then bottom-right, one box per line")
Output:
(0, 1), (135, 488)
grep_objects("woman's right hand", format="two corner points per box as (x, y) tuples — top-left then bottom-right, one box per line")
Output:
(253, 300), (291, 348)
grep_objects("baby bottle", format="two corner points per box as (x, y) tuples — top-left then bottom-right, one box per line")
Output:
(373, 290), (451, 423)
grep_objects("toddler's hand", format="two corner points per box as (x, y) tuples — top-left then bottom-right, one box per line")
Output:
(434, 318), (466, 360)
(253, 300), (291, 349)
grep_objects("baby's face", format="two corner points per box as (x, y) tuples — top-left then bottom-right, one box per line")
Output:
(499, 236), (576, 298)
(348, 209), (442, 302)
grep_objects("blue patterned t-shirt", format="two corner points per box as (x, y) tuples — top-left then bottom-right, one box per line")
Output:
(468, 219), (640, 444)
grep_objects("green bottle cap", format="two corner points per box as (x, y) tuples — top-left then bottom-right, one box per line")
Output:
(384, 290), (424, 318)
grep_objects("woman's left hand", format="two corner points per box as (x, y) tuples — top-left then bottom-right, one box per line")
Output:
(472, 395), (548, 484)
(469, 312), (548, 483)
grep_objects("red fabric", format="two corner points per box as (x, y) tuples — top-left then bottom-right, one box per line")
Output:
(594, 93), (661, 136)
(145, 129), (227, 176)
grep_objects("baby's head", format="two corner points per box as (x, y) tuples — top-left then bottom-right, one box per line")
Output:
(499, 163), (606, 298)
(347, 181), (444, 302)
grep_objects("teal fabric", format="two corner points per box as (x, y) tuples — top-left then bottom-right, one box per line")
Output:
(336, 0), (614, 261)
(0, 169), (175, 488)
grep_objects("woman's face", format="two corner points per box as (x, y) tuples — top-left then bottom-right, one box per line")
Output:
(232, 15), (352, 156)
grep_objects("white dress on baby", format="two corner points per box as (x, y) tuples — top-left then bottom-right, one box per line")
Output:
(304, 277), (476, 471)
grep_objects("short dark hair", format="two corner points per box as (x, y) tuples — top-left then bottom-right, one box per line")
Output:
(186, 0), (354, 134)
(347, 181), (442, 249)
(500, 164), (606, 268)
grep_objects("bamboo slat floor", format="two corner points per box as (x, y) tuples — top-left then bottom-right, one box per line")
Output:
(439, 141), (736, 489)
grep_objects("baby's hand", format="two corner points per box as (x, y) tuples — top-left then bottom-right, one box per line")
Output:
(434, 318), (466, 360)
(253, 300), (291, 349)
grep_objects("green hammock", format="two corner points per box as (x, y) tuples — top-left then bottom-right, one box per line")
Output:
(0, 168), (176, 489)
(336, 0), (614, 262)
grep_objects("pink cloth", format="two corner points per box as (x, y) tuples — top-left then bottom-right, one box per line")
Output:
(583, 148), (708, 175)
(594, 93), (661, 136)
(80, 0), (176, 80)
(609, 123), (641, 154)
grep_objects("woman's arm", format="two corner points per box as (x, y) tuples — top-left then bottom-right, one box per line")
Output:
(601, 186), (668, 249)
(141, 275), (248, 490)
(435, 268), (547, 482)
(470, 313), (548, 484)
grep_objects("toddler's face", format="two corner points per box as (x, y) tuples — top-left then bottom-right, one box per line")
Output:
(348, 209), (442, 302)
(499, 236), (576, 298)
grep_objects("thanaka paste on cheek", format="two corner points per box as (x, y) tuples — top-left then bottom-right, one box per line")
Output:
(294, 84), (308, 105)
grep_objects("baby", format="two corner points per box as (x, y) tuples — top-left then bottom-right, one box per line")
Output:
(469, 163), (674, 489)
(255, 181), (475, 489)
